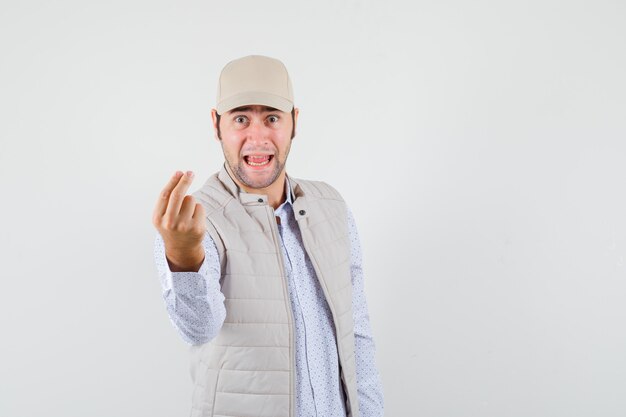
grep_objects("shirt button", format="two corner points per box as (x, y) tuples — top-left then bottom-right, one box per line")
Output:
(258, 198), (263, 203)
(299, 210), (306, 215)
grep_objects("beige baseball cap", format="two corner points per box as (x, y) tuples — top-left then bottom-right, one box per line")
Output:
(216, 55), (294, 115)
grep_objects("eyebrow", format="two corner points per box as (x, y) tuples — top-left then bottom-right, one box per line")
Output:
(228, 106), (281, 114)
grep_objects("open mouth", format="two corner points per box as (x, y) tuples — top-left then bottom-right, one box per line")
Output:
(244, 155), (274, 167)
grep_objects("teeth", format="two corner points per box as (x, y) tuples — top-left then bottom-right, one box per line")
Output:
(246, 156), (271, 166)
(245, 155), (272, 167)
(248, 159), (269, 166)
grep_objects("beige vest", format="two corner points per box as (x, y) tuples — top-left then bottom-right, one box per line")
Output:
(188, 167), (359, 417)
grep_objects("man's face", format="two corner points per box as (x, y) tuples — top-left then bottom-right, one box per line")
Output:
(213, 105), (298, 191)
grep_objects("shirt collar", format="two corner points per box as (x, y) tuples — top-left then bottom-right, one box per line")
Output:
(284, 175), (294, 205)
(276, 176), (294, 213)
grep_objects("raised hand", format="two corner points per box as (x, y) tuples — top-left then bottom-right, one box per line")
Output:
(152, 171), (206, 272)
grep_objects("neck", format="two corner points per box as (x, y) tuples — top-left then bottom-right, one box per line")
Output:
(225, 165), (287, 210)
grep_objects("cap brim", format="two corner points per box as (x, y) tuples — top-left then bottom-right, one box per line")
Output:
(217, 91), (293, 114)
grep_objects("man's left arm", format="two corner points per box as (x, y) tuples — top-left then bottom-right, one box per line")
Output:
(347, 207), (385, 417)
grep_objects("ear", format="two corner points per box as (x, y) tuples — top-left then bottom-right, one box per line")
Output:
(292, 107), (299, 138)
(211, 108), (220, 141)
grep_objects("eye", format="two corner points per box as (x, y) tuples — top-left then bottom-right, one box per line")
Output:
(267, 115), (279, 123)
(234, 115), (248, 124)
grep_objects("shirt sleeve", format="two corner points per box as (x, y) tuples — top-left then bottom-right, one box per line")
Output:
(154, 230), (226, 345)
(347, 207), (385, 417)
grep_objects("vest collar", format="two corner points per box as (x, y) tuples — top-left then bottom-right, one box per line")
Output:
(217, 164), (303, 205)
(217, 164), (241, 197)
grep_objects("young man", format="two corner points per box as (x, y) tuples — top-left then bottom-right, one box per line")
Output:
(152, 55), (384, 417)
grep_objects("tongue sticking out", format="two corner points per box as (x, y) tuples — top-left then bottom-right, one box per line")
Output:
(246, 155), (271, 166)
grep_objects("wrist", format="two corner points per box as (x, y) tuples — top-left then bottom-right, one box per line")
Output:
(166, 245), (205, 272)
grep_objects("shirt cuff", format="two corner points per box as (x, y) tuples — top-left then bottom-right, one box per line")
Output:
(163, 255), (211, 296)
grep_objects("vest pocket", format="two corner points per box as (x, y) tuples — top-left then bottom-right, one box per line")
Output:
(190, 360), (220, 416)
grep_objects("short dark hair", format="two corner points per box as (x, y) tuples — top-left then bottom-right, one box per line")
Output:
(216, 108), (296, 140)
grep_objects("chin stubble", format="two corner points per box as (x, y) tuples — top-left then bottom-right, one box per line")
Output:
(232, 153), (285, 189)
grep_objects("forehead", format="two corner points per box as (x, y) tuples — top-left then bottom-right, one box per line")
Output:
(226, 105), (283, 114)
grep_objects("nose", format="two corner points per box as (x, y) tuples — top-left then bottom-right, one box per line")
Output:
(245, 119), (270, 145)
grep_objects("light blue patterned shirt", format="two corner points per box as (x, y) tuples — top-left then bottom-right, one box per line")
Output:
(154, 177), (384, 417)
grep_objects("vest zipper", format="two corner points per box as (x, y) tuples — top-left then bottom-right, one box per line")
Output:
(266, 205), (297, 417)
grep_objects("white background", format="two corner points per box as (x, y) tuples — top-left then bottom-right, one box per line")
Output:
(1, 1), (625, 416)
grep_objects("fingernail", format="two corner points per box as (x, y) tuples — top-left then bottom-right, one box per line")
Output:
(186, 170), (194, 178)
(174, 171), (182, 177)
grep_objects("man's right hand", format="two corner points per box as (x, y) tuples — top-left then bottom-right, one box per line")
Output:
(152, 170), (206, 272)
